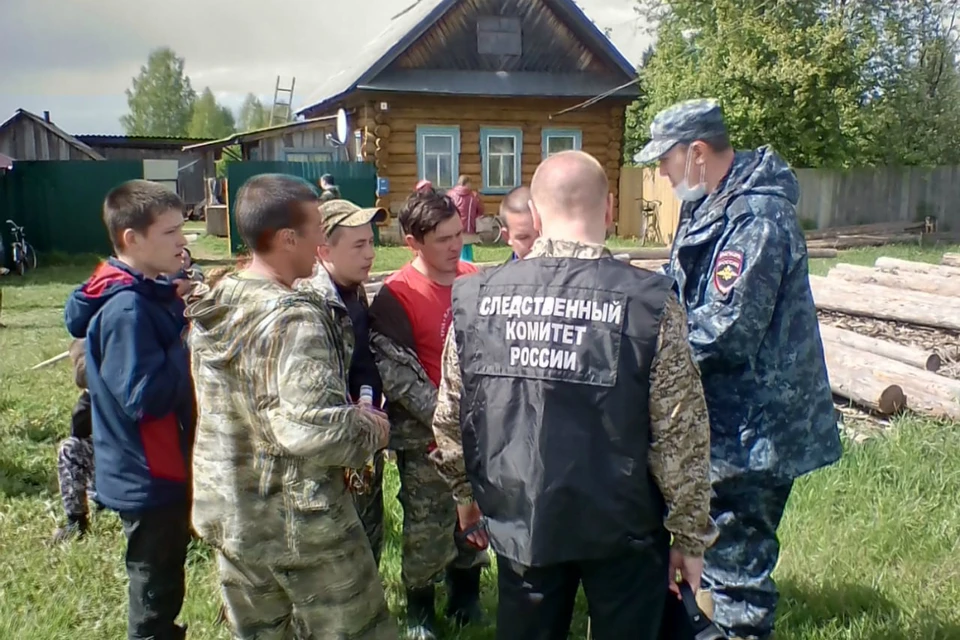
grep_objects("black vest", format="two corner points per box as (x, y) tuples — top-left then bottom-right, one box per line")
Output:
(451, 255), (673, 567)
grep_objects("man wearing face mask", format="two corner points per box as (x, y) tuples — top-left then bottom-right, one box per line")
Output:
(636, 99), (841, 640)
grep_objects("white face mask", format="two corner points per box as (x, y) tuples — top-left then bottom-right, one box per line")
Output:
(673, 147), (707, 202)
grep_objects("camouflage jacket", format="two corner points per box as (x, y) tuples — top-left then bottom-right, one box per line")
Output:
(367, 286), (438, 451)
(666, 146), (841, 482)
(431, 238), (718, 556)
(185, 271), (382, 564)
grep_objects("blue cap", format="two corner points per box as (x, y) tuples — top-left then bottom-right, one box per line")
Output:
(634, 98), (727, 164)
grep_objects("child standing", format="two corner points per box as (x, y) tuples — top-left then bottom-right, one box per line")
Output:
(51, 338), (97, 542)
(64, 180), (195, 640)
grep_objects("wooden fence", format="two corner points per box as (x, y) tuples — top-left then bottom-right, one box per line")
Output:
(617, 164), (960, 242)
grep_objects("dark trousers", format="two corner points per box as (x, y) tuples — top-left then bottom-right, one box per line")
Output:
(702, 472), (794, 640)
(119, 502), (191, 640)
(495, 534), (670, 640)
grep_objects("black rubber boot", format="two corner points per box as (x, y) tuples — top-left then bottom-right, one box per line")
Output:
(444, 566), (485, 627)
(404, 585), (437, 640)
(50, 513), (89, 544)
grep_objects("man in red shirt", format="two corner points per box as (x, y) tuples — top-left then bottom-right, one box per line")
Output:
(369, 188), (489, 640)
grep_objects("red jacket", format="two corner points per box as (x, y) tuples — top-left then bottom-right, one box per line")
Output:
(448, 185), (483, 235)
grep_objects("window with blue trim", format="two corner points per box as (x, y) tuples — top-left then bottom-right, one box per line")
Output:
(416, 125), (460, 189)
(480, 127), (523, 194)
(541, 128), (582, 159)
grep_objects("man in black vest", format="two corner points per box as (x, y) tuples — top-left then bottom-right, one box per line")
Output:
(429, 150), (718, 640)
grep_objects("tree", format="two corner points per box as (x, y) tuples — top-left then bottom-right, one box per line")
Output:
(237, 93), (271, 131)
(187, 88), (236, 139)
(121, 48), (196, 137)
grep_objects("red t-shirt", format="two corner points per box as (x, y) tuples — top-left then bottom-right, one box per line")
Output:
(384, 261), (479, 386)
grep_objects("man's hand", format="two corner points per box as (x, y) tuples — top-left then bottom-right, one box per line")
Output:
(668, 547), (704, 598)
(173, 278), (192, 298)
(358, 407), (390, 449)
(456, 501), (489, 550)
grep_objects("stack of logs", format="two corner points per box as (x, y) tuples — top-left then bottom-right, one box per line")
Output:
(804, 220), (960, 250)
(810, 254), (960, 420)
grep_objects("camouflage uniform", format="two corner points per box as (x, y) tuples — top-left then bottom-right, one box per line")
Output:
(186, 272), (397, 640)
(303, 258), (386, 566)
(57, 435), (96, 517)
(637, 99), (843, 640)
(368, 305), (490, 591)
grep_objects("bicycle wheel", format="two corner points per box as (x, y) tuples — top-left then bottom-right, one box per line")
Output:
(25, 243), (37, 271)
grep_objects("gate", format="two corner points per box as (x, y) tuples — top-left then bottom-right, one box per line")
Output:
(225, 161), (377, 254)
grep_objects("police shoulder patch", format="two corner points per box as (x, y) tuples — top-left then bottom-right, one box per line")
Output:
(713, 250), (744, 295)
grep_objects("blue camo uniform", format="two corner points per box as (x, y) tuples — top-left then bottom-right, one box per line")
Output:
(637, 99), (842, 640)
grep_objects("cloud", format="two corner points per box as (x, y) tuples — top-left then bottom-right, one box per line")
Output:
(0, 0), (651, 134)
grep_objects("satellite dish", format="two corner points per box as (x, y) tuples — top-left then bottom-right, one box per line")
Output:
(335, 108), (349, 145)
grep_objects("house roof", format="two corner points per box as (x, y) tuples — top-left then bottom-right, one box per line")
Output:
(0, 109), (105, 160)
(297, 0), (639, 116)
(360, 69), (640, 98)
(181, 115), (337, 152)
(76, 135), (215, 150)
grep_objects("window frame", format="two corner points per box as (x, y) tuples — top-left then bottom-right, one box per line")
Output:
(416, 125), (461, 190)
(541, 128), (583, 159)
(480, 126), (523, 195)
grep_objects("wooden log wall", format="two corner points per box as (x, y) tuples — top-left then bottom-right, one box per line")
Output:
(361, 95), (628, 216)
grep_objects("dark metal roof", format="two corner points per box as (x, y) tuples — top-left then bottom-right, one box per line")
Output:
(297, 0), (638, 115)
(0, 109), (105, 160)
(181, 115), (337, 152)
(76, 135), (215, 149)
(360, 69), (639, 98)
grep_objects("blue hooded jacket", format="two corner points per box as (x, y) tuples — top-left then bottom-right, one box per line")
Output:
(666, 146), (841, 482)
(64, 258), (195, 511)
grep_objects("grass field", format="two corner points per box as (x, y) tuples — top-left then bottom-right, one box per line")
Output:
(1, 239), (959, 639)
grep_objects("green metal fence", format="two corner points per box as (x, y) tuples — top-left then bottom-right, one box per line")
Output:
(0, 161), (144, 259)
(226, 161), (378, 254)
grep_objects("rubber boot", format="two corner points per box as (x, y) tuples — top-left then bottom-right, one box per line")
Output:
(444, 566), (485, 627)
(404, 585), (437, 640)
(51, 513), (89, 544)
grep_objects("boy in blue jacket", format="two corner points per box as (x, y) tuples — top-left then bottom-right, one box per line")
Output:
(65, 180), (194, 640)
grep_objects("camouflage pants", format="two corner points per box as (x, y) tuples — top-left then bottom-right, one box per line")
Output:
(701, 472), (794, 640)
(217, 546), (397, 640)
(57, 436), (96, 517)
(352, 450), (385, 566)
(395, 449), (490, 590)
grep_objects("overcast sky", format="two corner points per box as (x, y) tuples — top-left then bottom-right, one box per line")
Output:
(0, 0), (651, 136)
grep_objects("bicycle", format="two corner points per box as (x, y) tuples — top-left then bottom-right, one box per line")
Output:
(475, 214), (504, 246)
(6, 220), (38, 276)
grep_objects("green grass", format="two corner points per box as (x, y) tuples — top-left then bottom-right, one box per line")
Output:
(1, 245), (960, 639)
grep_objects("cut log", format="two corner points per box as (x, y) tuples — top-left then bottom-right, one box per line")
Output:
(807, 233), (922, 250)
(874, 257), (960, 278)
(942, 253), (960, 268)
(827, 263), (960, 298)
(822, 340), (960, 419)
(804, 221), (925, 241)
(809, 248), (839, 259)
(819, 323), (941, 372)
(616, 247), (837, 260)
(808, 275), (960, 331)
(821, 341), (906, 414)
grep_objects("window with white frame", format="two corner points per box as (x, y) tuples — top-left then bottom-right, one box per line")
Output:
(480, 127), (522, 194)
(416, 125), (460, 189)
(541, 128), (582, 159)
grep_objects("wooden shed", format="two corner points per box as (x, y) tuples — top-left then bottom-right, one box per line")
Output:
(181, 116), (341, 163)
(0, 109), (104, 161)
(296, 0), (639, 220)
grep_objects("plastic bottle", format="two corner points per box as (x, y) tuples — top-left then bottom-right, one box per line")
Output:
(347, 385), (378, 494)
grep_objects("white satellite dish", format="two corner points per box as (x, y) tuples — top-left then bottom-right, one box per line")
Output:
(335, 108), (349, 145)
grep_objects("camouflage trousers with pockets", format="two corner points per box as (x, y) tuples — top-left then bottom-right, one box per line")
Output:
(57, 436), (96, 517)
(351, 449), (386, 566)
(394, 448), (490, 590)
(701, 471), (794, 640)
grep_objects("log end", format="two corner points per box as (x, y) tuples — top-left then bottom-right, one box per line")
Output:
(879, 384), (907, 415)
(926, 354), (943, 372)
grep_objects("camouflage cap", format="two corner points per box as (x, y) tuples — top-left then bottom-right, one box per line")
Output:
(635, 98), (727, 164)
(320, 199), (387, 234)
